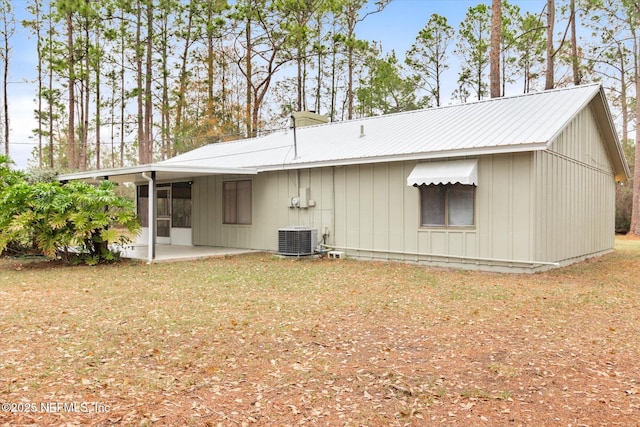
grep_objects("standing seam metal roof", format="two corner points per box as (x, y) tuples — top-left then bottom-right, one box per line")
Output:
(164, 84), (611, 172)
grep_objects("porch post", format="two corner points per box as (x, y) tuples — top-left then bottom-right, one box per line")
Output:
(151, 171), (156, 261)
(142, 171), (156, 263)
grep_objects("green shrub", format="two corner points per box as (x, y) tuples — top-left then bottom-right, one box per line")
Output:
(0, 156), (140, 264)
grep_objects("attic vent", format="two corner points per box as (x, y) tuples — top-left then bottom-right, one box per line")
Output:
(278, 226), (317, 256)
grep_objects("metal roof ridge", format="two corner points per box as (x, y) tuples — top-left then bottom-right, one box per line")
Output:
(330, 83), (602, 124)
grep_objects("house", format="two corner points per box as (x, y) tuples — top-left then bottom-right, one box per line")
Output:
(60, 84), (630, 273)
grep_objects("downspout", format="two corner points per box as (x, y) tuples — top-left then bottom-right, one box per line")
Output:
(141, 171), (155, 263)
(297, 169), (301, 225)
(331, 166), (336, 247)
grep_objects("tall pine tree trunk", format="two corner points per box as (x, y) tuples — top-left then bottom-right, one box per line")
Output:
(630, 27), (640, 235)
(570, 0), (580, 85)
(95, 27), (101, 169)
(206, 28), (215, 124)
(245, 13), (253, 138)
(2, 12), (9, 157)
(297, 46), (303, 111)
(347, 41), (353, 119)
(136, 0), (145, 164)
(315, 15), (322, 114)
(174, 2), (193, 155)
(119, 8), (125, 167)
(490, 0), (501, 98)
(545, 0), (555, 90)
(161, 17), (169, 159)
(67, 13), (76, 169)
(158, 5), (169, 159)
(144, 0), (153, 163)
(329, 17), (337, 121)
(48, 10), (53, 168)
(31, 0), (43, 167)
(619, 48), (629, 143)
(79, 16), (90, 171)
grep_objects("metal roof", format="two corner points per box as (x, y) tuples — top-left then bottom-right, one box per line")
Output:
(58, 84), (630, 183)
(162, 84), (628, 181)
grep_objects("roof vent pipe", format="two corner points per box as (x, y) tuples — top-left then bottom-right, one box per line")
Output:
(360, 125), (365, 138)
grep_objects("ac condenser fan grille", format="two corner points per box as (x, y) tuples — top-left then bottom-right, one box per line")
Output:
(278, 227), (317, 256)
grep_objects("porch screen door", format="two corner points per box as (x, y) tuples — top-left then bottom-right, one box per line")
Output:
(156, 186), (171, 244)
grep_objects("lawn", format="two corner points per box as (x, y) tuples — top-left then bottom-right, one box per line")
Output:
(1, 237), (639, 426)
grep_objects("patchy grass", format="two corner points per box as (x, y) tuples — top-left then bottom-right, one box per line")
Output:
(1, 238), (640, 426)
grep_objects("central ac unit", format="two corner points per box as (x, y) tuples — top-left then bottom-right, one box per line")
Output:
(278, 227), (317, 256)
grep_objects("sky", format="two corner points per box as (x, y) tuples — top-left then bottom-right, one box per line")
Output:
(3, 0), (549, 170)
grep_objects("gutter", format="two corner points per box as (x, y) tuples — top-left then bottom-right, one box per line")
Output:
(320, 244), (560, 269)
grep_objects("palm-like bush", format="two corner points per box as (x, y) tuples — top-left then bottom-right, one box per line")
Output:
(0, 156), (140, 264)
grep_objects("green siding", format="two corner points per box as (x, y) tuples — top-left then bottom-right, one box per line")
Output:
(534, 107), (616, 263)
(188, 106), (616, 272)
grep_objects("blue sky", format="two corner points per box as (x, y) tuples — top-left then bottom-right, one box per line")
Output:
(5, 0), (549, 169)
(360, 0), (548, 54)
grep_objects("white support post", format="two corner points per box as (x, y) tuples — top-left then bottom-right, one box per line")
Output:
(141, 171), (155, 263)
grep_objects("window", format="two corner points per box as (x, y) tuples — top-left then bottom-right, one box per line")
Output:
(171, 182), (192, 228)
(223, 180), (252, 225)
(420, 183), (475, 227)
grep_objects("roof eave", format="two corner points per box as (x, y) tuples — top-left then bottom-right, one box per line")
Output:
(254, 143), (549, 172)
(593, 86), (631, 182)
(58, 164), (258, 183)
(544, 85), (630, 183)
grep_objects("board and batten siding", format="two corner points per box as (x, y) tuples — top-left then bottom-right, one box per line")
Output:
(191, 169), (334, 250)
(533, 106), (616, 264)
(191, 156), (540, 270)
(333, 162), (418, 260)
(475, 153), (535, 265)
(331, 156), (538, 270)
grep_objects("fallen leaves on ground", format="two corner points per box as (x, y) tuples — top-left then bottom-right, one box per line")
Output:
(1, 237), (640, 426)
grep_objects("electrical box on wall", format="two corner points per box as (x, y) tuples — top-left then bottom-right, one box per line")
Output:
(299, 187), (310, 208)
(290, 188), (311, 209)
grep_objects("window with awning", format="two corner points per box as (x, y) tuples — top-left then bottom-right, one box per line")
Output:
(408, 160), (477, 228)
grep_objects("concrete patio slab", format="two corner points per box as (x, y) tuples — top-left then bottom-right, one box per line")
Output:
(119, 244), (260, 263)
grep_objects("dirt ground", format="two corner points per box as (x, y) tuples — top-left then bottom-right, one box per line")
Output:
(1, 237), (639, 426)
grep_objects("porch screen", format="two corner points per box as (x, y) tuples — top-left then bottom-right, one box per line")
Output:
(171, 182), (192, 228)
(137, 185), (149, 227)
